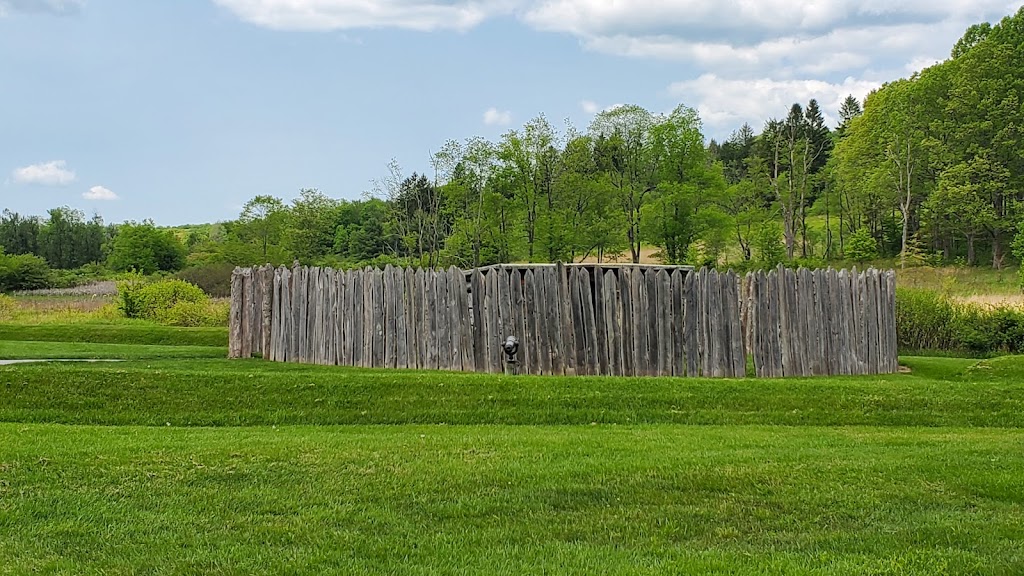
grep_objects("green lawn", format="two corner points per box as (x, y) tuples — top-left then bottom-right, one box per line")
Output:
(1, 325), (1023, 574)
(0, 323), (227, 347)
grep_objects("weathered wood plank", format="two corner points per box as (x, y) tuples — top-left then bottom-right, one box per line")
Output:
(682, 269), (699, 377)
(469, 270), (485, 372)
(604, 270), (620, 377)
(645, 270), (660, 376)
(437, 268), (453, 371)
(593, 266), (609, 375)
(630, 267), (646, 376)
(447, 266), (462, 371)
(486, 268), (502, 373)
(670, 271), (684, 376)
(543, 268), (564, 375)
(566, 267), (584, 375)
(580, 267), (599, 376)
(618, 268), (635, 377)
(555, 262), (575, 375)
(523, 270), (540, 375)
(509, 268), (527, 373)
(456, 268), (473, 372)
(229, 269), (243, 358)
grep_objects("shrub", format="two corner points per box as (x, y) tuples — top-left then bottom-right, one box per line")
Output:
(107, 222), (186, 274)
(0, 294), (15, 320)
(175, 263), (234, 297)
(117, 277), (209, 324)
(896, 287), (1024, 355)
(845, 227), (878, 263)
(0, 252), (52, 292)
(136, 280), (207, 320)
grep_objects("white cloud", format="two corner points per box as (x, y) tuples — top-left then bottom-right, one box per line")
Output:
(211, 0), (516, 31)
(580, 100), (599, 114)
(669, 74), (880, 136)
(483, 107), (512, 126)
(83, 185), (118, 201)
(11, 160), (76, 185)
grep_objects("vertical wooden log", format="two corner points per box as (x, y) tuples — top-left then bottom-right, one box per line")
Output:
(455, 268), (472, 372)
(509, 268), (527, 374)
(604, 270), (620, 377)
(541, 268), (562, 375)
(618, 268), (635, 377)
(436, 268), (452, 371)
(229, 269), (243, 358)
(670, 270), (684, 377)
(580, 268), (599, 376)
(281, 267), (294, 363)
(470, 270), (486, 372)
(655, 270), (672, 377)
(487, 269), (502, 373)
(523, 270), (540, 375)
(554, 262), (574, 375)
(423, 269), (437, 370)
(633, 268), (649, 376)
(683, 270), (699, 377)
(644, 270), (659, 376)
(447, 266), (462, 371)
(593, 266), (608, 376)
(497, 266), (513, 345)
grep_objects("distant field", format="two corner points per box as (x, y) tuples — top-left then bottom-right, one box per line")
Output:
(1, 322), (1023, 574)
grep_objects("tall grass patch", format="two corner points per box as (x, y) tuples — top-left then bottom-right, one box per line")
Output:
(897, 287), (1024, 354)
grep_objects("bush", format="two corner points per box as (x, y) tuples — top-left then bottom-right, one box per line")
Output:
(117, 277), (213, 326)
(896, 287), (1024, 355)
(845, 227), (878, 263)
(0, 252), (52, 292)
(175, 263), (234, 297)
(107, 222), (186, 274)
(0, 294), (15, 320)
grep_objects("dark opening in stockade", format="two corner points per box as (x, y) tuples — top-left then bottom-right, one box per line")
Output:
(229, 263), (897, 378)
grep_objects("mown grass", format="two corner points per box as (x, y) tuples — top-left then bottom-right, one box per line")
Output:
(3, 356), (1022, 427)
(1, 319), (1022, 574)
(0, 423), (1021, 575)
(0, 323), (227, 347)
(0, 340), (226, 360)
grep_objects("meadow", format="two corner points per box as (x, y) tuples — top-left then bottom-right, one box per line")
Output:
(0, 290), (1022, 574)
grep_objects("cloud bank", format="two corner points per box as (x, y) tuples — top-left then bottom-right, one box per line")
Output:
(11, 160), (76, 185)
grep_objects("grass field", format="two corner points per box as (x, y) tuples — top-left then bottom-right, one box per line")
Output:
(0, 322), (1022, 574)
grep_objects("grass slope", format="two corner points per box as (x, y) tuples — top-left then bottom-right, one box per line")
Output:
(2, 356), (1021, 427)
(0, 340), (227, 360)
(0, 423), (1021, 575)
(0, 323), (227, 347)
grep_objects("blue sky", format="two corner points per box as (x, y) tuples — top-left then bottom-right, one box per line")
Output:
(2, 0), (1020, 225)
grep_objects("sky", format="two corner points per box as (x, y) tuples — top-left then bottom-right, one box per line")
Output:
(2, 0), (1021, 226)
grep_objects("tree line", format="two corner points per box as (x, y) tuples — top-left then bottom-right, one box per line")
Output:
(4, 7), (1022, 282)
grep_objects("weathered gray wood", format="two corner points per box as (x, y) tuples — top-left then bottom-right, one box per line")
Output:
(555, 262), (575, 375)
(614, 266), (630, 375)
(470, 270), (486, 372)
(655, 270), (671, 376)
(456, 268), (473, 372)
(435, 268), (451, 371)
(486, 268), (502, 373)
(447, 266), (462, 371)
(727, 273), (746, 378)
(643, 270), (658, 376)
(229, 269), (243, 358)
(593, 267), (608, 375)
(580, 267), (599, 376)
(403, 268), (416, 369)
(509, 269), (526, 373)
(630, 267), (646, 376)
(523, 270), (540, 375)
(682, 270), (698, 377)
(382, 266), (397, 369)
(670, 271), (684, 376)
(565, 267), (584, 375)
(603, 270), (621, 377)
(497, 266), (513, 348)
(423, 269), (437, 370)
(543, 268), (564, 375)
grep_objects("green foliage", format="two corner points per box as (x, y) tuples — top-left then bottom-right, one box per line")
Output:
(0, 294), (14, 320)
(845, 227), (878, 263)
(896, 287), (1024, 355)
(753, 222), (785, 267)
(175, 263), (235, 297)
(0, 251), (52, 292)
(115, 271), (148, 319)
(107, 222), (186, 274)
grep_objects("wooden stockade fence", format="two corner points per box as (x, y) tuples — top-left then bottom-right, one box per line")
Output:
(743, 266), (897, 377)
(229, 263), (897, 378)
